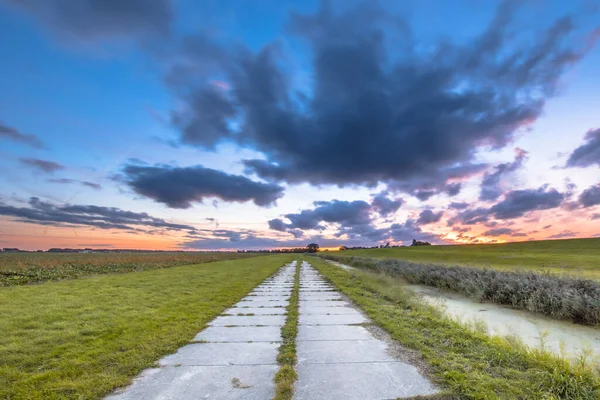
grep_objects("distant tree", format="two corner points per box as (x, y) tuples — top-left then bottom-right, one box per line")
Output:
(411, 239), (432, 247)
(339, 246), (348, 251)
(306, 243), (320, 252)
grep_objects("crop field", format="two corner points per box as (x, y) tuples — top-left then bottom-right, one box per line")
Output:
(0, 254), (293, 399)
(339, 238), (600, 279)
(0, 251), (257, 286)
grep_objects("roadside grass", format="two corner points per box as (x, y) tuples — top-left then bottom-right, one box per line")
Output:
(274, 260), (300, 400)
(0, 255), (291, 400)
(338, 238), (600, 279)
(0, 251), (257, 286)
(309, 257), (600, 399)
(320, 254), (600, 326)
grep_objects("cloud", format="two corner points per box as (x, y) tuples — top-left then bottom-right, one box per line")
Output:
(449, 185), (564, 225)
(0, 121), (43, 149)
(0, 197), (196, 232)
(448, 202), (470, 210)
(278, 200), (372, 231)
(479, 148), (528, 201)
(121, 163), (285, 209)
(181, 232), (372, 251)
(592, 213), (600, 220)
(167, 1), (594, 197)
(566, 128), (600, 168)
(20, 158), (65, 173)
(548, 230), (578, 239)
(268, 198), (439, 245)
(579, 184), (600, 207)
(417, 209), (443, 225)
(371, 192), (403, 216)
(489, 186), (564, 219)
(10, 0), (172, 43)
(483, 227), (514, 237)
(48, 178), (102, 190)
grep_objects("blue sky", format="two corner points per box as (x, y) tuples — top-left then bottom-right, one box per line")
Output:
(1, 0), (599, 250)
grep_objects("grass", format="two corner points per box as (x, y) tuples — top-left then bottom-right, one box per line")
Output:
(274, 260), (300, 400)
(0, 254), (292, 400)
(320, 254), (600, 326)
(0, 251), (257, 286)
(309, 257), (600, 399)
(337, 238), (600, 279)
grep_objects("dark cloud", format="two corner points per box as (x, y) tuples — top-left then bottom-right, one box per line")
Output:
(483, 227), (514, 237)
(448, 202), (470, 210)
(268, 198), (438, 245)
(566, 128), (600, 168)
(268, 218), (288, 232)
(452, 226), (470, 233)
(0, 121), (43, 148)
(489, 186), (564, 219)
(579, 183), (600, 208)
(20, 158), (64, 173)
(448, 207), (490, 226)
(548, 230), (578, 239)
(168, 1), (593, 196)
(371, 192), (403, 216)
(121, 164), (285, 209)
(48, 178), (102, 190)
(417, 209), (443, 225)
(450, 185), (564, 225)
(277, 200), (372, 232)
(479, 148), (528, 201)
(0, 197), (196, 232)
(592, 213), (600, 220)
(10, 0), (172, 43)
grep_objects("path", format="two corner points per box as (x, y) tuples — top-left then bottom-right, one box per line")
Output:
(107, 261), (296, 400)
(294, 261), (438, 399)
(107, 260), (438, 399)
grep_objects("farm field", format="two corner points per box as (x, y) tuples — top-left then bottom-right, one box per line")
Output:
(339, 238), (600, 279)
(0, 251), (257, 286)
(0, 255), (292, 400)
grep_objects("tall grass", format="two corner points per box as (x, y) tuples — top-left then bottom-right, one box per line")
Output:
(319, 254), (600, 326)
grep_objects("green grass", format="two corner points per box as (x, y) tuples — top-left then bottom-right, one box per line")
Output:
(0, 251), (257, 286)
(338, 238), (600, 279)
(0, 254), (292, 399)
(274, 260), (300, 400)
(309, 257), (600, 399)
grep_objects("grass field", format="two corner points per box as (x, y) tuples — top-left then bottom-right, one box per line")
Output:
(310, 257), (600, 399)
(0, 254), (291, 400)
(338, 238), (600, 279)
(0, 251), (257, 286)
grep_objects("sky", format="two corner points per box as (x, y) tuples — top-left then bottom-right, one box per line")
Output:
(0, 0), (599, 251)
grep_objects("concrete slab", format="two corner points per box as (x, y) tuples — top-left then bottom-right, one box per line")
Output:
(246, 294), (290, 300)
(194, 326), (282, 342)
(299, 300), (350, 307)
(225, 307), (286, 315)
(160, 342), (279, 366)
(297, 340), (390, 364)
(107, 365), (278, 400)
(297, 325), (373, 341)
(299, 306), (362, 315)
(299, 293), (344, 300)
(236, 299), (289, 307)
(210, 315), (285, 326)
(299, 314), (367, 326)
(294, 362), (438, 400)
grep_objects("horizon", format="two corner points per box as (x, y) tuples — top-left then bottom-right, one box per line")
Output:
(1, 0), (599, 251)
